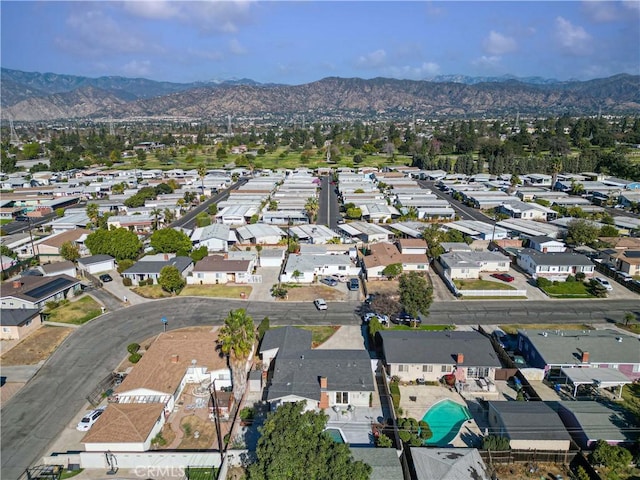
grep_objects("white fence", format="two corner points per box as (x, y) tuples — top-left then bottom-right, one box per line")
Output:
(457, 289), (527, 297)
(43, 451), (222, 471)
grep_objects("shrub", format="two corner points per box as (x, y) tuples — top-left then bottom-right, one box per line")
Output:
(182, 422), (192, 436)
(127, 343), (140, 354)
(240, 407), (255, 421)
(45, 300), (60, 310)
(398, 430), (412, 443)
(482, 435), (510, 450)
(257, 317), (270, 343)
(128, 352), (142, 363)
(590, 439), (632, 471)
(536, 277), (551, 288)
(376, 433), (393, 448)
(566, 275), (576, 283)
(152, 432), (167, 447)
(575, 272), (586, 281)
(122, 277), (132, 286)
(271, 284), (288, 299)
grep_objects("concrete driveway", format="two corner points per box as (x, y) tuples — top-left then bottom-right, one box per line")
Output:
(248, 267), (281, 302)
(100, 269), (149, 305)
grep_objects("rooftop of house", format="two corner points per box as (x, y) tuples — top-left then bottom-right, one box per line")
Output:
(409, 447), (491, 480)
(487, 401), (571, 441)
(599, 237), (640, 249)
(518, 329), (640, 366)
(81, 403), (165, 445)
(349, 447), (404, 480)
(551, 401), (638, 443)
(40, 261), (75, 275)
(190, 223), (231, 242)
(123, 256), (192, 275)
(116, 328), (227, 396)
(518, 249), (594, 267)
(363, 242), (428, 269)
(0, 308), (41, 327)
(192, 255), (251, 273)
(260, 326), (313, 355)
(77, 254), (115, 265)
(397, 238), (428, 249)
(380, 331), (501, 367)
(614, 249), (640, 265)
(284, 252), (355, 273)
(267, 349), (375, 402)
(0, 274), (81, 303)
(36, 228), (91, 248)
(439, 250), (509, 269)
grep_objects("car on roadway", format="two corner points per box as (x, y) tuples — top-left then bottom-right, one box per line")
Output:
(76, 407), (105, 431)
(314, 298), (328, 310)
(593, 277), (613, 291)
(347, 278), (360, 291)
(362, 312), (389, 326)
(393, 311), (422, 325)
(320, 277), (338, 287)
(491, 273), (515, 282)
(99, 274), (113, 283)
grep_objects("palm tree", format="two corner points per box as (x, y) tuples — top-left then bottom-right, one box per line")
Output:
(197, 163), (207, 196)
(150, 208), (162, 231)
(217, 309), (255, 403)
(86, 203), (99, 226)
(305, 197), (319, 223)
(163, 208), (176, 225)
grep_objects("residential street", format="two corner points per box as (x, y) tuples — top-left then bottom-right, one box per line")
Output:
(2, 297), (639, 479)
(316, 175), (341, 230)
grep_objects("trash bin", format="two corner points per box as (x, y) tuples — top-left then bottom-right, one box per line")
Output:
(240, 292), (246, 299)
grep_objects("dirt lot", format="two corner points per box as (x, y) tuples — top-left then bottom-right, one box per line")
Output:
(366, 279), (399, 296)
(0, 325), (74, 366)
(491, 462), (570, 480)
(281, 284), (345, 301)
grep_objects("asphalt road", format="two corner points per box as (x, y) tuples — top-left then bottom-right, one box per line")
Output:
(1, 213), (57, 235)
(2, 297), (639, 479)
(417, 180), (495, 223)
(171, 178), (248, 230)
(316, 175), (342, 230)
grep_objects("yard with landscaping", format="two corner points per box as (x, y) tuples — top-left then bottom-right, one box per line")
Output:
(538, 280), (593, 298)
(454, 279), (517, 291)
(1, 325), (74, 365)
(131, 284), (173, 298)
(44, 296), (103, 325)
(297, 325), (340, 347)
(275, 283), (345, 302)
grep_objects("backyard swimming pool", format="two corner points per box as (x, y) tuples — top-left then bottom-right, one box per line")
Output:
(422, 399), (471, 446)
(325, 427), (346, 444)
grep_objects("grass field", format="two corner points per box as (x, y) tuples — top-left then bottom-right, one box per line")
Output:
(539, 281), (593, 298)
(45, 296), (103, 325)
(454, 279), (517, 290)
(500, 323), (594, 334)
(297, 325), (340, 347)
(132, 285), (173, 298)
(180, 284), (253, 298)
(388, 324), (453, 331)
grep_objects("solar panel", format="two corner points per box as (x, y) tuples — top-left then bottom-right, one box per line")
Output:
(24, 277), (74, 299)
(624, 251), (640, 258)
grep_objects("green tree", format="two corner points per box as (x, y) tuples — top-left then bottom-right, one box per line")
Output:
(60, 241), (80, 262)
(0, 245), (17, 259)
(370, 293), (401, 320)
(150, 207), (162, 231)
(346, 207), (362, 220)
(217, 309), (255, 402)
(195, 212), (211, 227)
(590, 439), (632, 471)
(207, 203), (218, 216)
(421, 223), (445, 259)
(623, 311), (636, 326)
(600, 225), (619, 237)
(566, 218), (600, 246)
(86, 203), (99, 225)
(292, 270), (303, 282)
(190, 245), (208, 262)
(587, 278), (608, 298)
(55, 208), (65, 218)
(367, 316), (385, 347)
(85, 228), (142, 260)
(150, 228), (192, 254)
(382, 263), (403, 279)
(248, 401), (371, 480)
(158, 265), (185, 293)
(22, 142), (41, 159)
(305, 197), (319, 222)
(399, 272), (433, 319)
(197, 163), (207, 194)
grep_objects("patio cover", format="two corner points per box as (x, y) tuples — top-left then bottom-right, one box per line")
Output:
(337, 223), (361, 236)
(560, 367), (632, 399)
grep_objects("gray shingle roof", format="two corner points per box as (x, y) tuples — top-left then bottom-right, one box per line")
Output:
(380, 331), (501, 367)
(259, 326), (312, 355)
(518, 248), (593, 267)
(267, 349), (374, 402)
(409, 448), (491, 480)
(487, 401), (571, 441)
(350, 447), (404, 480)
(78, 254), (115, 266)
(0, 308), (40, 327)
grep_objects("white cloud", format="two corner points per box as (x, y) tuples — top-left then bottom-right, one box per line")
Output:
(555, 16), (591, 54)
(121, 60), (152, 77)
(56, 9), (150, 57)
(187, 48), (224, 61)
(385, 62), (440, 79)
(582, 0), (620, 22)
(229, 38), (247, 55)
(483, 31), (517, 56)
(356, 49), (388, 69)
(472, 55), (502, 69)
(622, 0), (640, 12)
(120, 0), (255, 34)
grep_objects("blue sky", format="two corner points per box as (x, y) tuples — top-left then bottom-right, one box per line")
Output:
(2, 1), (639, 84)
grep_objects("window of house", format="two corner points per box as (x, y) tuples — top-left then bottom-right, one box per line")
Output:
(441, 365), (452, 373)
(197, 273), (204, 279)
(611, 364), (619, 369)
(398, 365), (408, 372)
(423, 365), (433, 372)
(418, 265), (425, 269)
(335, 392), (349, 404)
(338, 266), (346, 271)
(2, 327), (10, 333)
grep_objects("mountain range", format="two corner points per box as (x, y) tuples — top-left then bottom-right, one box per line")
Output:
(2, 68), (639, 121)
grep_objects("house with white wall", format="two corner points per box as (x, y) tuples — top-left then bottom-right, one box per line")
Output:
(438, 251), (510, 280)
(280, 251), (360, 283)
(516, 249), (595, 281)
(190, 224), (236, 252)
(187, 255), (253, 284)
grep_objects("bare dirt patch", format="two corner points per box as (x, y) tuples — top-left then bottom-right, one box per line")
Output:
(1, 326), (73, 365)
(366, 280), (399, 296)
(281, 284), (345, 302)
(177, 414), (217, 449)
(492, 462), (570, 480)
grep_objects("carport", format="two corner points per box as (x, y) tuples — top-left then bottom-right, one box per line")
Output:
(559, 367), (632, 399)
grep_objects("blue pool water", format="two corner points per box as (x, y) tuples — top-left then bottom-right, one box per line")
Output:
(422, 399), (471, 446)
(325, 428), (346, 444)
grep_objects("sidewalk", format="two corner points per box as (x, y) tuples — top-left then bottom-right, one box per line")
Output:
(100, 269), (149, 306)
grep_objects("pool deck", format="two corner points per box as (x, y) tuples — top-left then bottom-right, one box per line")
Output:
(399, 385), (483, 448)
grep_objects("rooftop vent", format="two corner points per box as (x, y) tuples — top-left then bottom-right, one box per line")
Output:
(616, 337), (623, 343)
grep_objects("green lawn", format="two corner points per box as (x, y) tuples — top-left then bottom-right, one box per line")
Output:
(132, 285), (173, 298)
(500, 324), (594, 334)
(297, 325), (340, 347)
(388, 324), (453, 331)
(454, 279), (517, 290)
(621, 383), (640, 423)
(45, 296), (102, 325)
(180, 284), (253, 298)
(539, 281), (593, 298)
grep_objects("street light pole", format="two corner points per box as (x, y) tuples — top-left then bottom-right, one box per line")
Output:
(209, 380), (224, 465)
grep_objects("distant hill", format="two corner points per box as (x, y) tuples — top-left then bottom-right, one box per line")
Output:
(2, 68), (639, 121)
(423, 74), (565, 85)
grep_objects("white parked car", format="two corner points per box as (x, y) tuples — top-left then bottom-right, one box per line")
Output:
(314, 298), (328, 310)
(363, 312), (389, 326)
(76, 407), (106, 431)
(594, 277), (613, 291)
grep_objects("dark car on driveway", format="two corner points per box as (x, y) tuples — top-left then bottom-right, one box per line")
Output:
(347, 278), (360, 291)
(99, 274), (113, 283)
(491, 273), (515, 282)
(393, 311), (422, 325)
